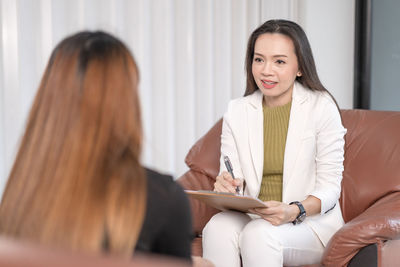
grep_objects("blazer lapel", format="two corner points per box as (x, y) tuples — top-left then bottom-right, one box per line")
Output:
(247, 91), (264, 187)
(283, 83), (309, 194)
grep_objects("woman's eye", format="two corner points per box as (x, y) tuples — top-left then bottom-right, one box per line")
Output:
(254, 57), (263, 63)
(276, 59), (285, 64)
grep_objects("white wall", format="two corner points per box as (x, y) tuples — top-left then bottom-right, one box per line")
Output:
(0, 0), (4, 195)
(0, 0), (355, 196)
(298, 0), (355, 108)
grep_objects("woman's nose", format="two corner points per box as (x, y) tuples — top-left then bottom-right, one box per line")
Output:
(261, 62), (273, 75)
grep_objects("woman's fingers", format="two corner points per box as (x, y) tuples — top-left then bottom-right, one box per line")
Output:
(232, 178), (243, 187)
(213, 172), (246, 194)
(253, 207), (274, 216)
(214, 172), (237, 193)
(251, 202), (293, 226)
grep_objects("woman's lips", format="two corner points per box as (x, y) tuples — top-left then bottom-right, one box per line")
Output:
(261, 80), (277, 89)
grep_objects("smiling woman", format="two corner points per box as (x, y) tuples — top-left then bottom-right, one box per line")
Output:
(251, 33), (301, 107)
(202, 19), (347, 267)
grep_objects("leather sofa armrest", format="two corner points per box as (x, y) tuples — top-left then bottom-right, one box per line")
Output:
(178, 170), (219, 236)
(322, 191), (400, 267)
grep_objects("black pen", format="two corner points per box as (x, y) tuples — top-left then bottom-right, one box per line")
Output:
(224, 156), (240, 194)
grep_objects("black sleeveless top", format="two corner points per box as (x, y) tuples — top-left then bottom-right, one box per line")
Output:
(103, 168), (193, 260)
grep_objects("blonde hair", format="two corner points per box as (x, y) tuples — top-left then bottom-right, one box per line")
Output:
(0, 31), (146, 257)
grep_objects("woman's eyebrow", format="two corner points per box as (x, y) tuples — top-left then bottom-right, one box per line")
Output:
(254, 52), (288, 58)
(272, 54), (288, 58)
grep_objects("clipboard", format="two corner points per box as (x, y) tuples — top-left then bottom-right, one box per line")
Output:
(185, 190), (267, 213)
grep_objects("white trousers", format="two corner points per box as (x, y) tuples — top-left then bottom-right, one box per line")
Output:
(202, 211), (324, 267)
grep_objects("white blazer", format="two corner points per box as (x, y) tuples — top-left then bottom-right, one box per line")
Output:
(219, 82), (346, 246)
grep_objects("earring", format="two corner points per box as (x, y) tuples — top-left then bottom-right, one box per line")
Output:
(297, 72), (302, 77)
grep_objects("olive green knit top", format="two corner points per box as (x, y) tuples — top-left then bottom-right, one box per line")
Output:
(258, 100), (292, 202)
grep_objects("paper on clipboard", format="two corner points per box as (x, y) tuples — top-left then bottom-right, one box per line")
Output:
(185, 190), (267, 213)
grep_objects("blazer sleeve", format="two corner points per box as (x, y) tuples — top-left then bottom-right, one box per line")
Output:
(309, 95), (347, 214)
(219, 100), (245, 181)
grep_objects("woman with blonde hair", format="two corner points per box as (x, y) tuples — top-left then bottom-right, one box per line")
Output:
(0, 31), (192, 261)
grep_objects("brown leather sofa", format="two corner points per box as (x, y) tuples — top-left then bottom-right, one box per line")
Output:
(0, 237), (191, 267)
(177, 109), (400, 267)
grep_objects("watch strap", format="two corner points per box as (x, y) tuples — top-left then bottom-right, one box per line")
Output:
(289, 201), (306, 225)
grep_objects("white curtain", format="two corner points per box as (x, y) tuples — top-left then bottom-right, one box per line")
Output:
(0, 0), (354, 196)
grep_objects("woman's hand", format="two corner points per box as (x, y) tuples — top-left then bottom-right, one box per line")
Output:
(192, 256), (215, 267)
(214, 171), (243, 194)
(250, 196), (321, 225)
(249, 201), (299, 226)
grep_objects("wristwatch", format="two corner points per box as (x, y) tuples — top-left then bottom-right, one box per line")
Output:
(289, 201), (306, 225)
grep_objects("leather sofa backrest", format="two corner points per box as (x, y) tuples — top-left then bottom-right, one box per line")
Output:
(185, 109), (400, 223)
(185, 119), (222, 179)
(340, 109), (400, 222)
